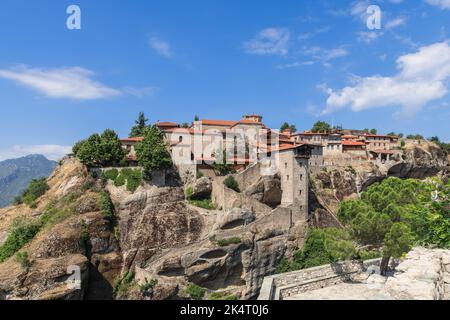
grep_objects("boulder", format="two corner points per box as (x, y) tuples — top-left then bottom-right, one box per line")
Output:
(118, 186), (204, 269)
(244, 175), (282, 208)
(190, 177), (212, 199)
(213, 208), (255, 231)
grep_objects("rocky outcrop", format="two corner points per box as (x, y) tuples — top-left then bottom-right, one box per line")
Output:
(388, 142), (448, 179)
(244, 175), (282, 208)
(118, 186), (204, 270)
(190, 177), (212, 199)
(383, 247), (450, 300)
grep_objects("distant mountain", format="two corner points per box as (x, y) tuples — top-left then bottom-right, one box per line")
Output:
(0, 154), (57, 208)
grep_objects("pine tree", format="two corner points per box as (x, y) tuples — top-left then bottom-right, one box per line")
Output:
(129, 112), (149, 137)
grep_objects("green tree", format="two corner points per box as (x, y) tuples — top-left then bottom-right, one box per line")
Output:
(338, 177), (450, 274)
(311, 121), (331, 133)
(370, 128), (378, 134)
(380, 223), (415, 274)
(100, 129), (127, 166)
(74, 129), (125, 167)
(134, 126), (173, 180)
(280, 122), (297, 133)
(129, 112), (149, 138)
(194, 115), (199, 122)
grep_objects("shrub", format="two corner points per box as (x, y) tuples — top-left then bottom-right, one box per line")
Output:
(217, 237), (241, 247)
(358, 249), (382, 261)
(15, 251), (33, 270)
(125, 169), (142, 192)
(196, 171), (204, 179)
(20, 178), (49, 206)
(80, 219), (89, 242)
(114, 174), (126, 187)
(208, 291), (238, 300)
(0, 217), (41, 262)
(224, 176), (240, 193)
(98, 191), (115, 219)
(189, 199), (215, 210)
(40, 200), (73, 228)
(104, 169), (119, 181)
(109, 169), (142, 192)
(185, 186), (194, 200)
(82, 179), (95, 192)
(185, 283), (206, 300)
(275, 228), (357, 273)
(139, 278), (158, 294)
(114, 271), (135, 296)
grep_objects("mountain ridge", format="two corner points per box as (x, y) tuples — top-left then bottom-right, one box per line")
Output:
(0, 154), (57, 208)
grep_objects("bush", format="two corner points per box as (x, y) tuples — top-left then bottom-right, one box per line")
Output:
(223, 176), (240, 193)
(114, 271), (135, 296)
(19, 178), (49, 206)
(0, 217), (41, 262)
(104, 169), (119, 181)
(98, 192), (115, 219)
(80, 219), (89, 242)
(125, 169), (142, 192)
(189, 199), (215, 210)
(114, 174), (126, 187)
(358, 249), (382, 261)
(15, 251), (33, 270)
(208, 291), (238, 300)
(185, 186), (194, 200)
(40, 204), (73, 228)
(217, 237), (241, 247)
(107, 169), (142, 192)
(196, 171), (204, 179)
(275, 228), (357, 273)
(185, 283), (206, 300)
(139, 278), (158, 294)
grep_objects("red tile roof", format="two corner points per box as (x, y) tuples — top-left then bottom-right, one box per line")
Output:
(292, 131), (329, 136)
(121, 137), (144, 143)
(342, 141), (366, 146)
(199, 120), (238, 126)
(156, 122), (179, 127)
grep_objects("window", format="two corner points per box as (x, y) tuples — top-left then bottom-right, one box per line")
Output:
(179, 136), (183, 143)
(285, 162), (288, 169)
(286, 175), (289, 181)
(300, 174), (303, 181)
(299, 190), (302, 195)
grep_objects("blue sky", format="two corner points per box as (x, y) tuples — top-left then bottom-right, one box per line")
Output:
(0, 0), (449, 160)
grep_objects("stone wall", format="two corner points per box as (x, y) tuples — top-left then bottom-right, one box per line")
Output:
(258, 259), (380, 300)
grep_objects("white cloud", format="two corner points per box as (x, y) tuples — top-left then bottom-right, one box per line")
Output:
(149, 36), (173, 58)
(385, 17), (407, 29)
(0, 65), (121, 100)
(243, 28), (290, 56)
(0, 145), (72, 161)
(322, 42), (450, 116)
(300, 46), (349, 67)
(122, 86), (159, 98)
(275, 61), (314, 69)
(350, 0), (371, 22)
(426, 0), (450, 10)
(357, 31), (384, 43)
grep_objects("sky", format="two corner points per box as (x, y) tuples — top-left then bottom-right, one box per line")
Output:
(0, 0), (449, 160)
